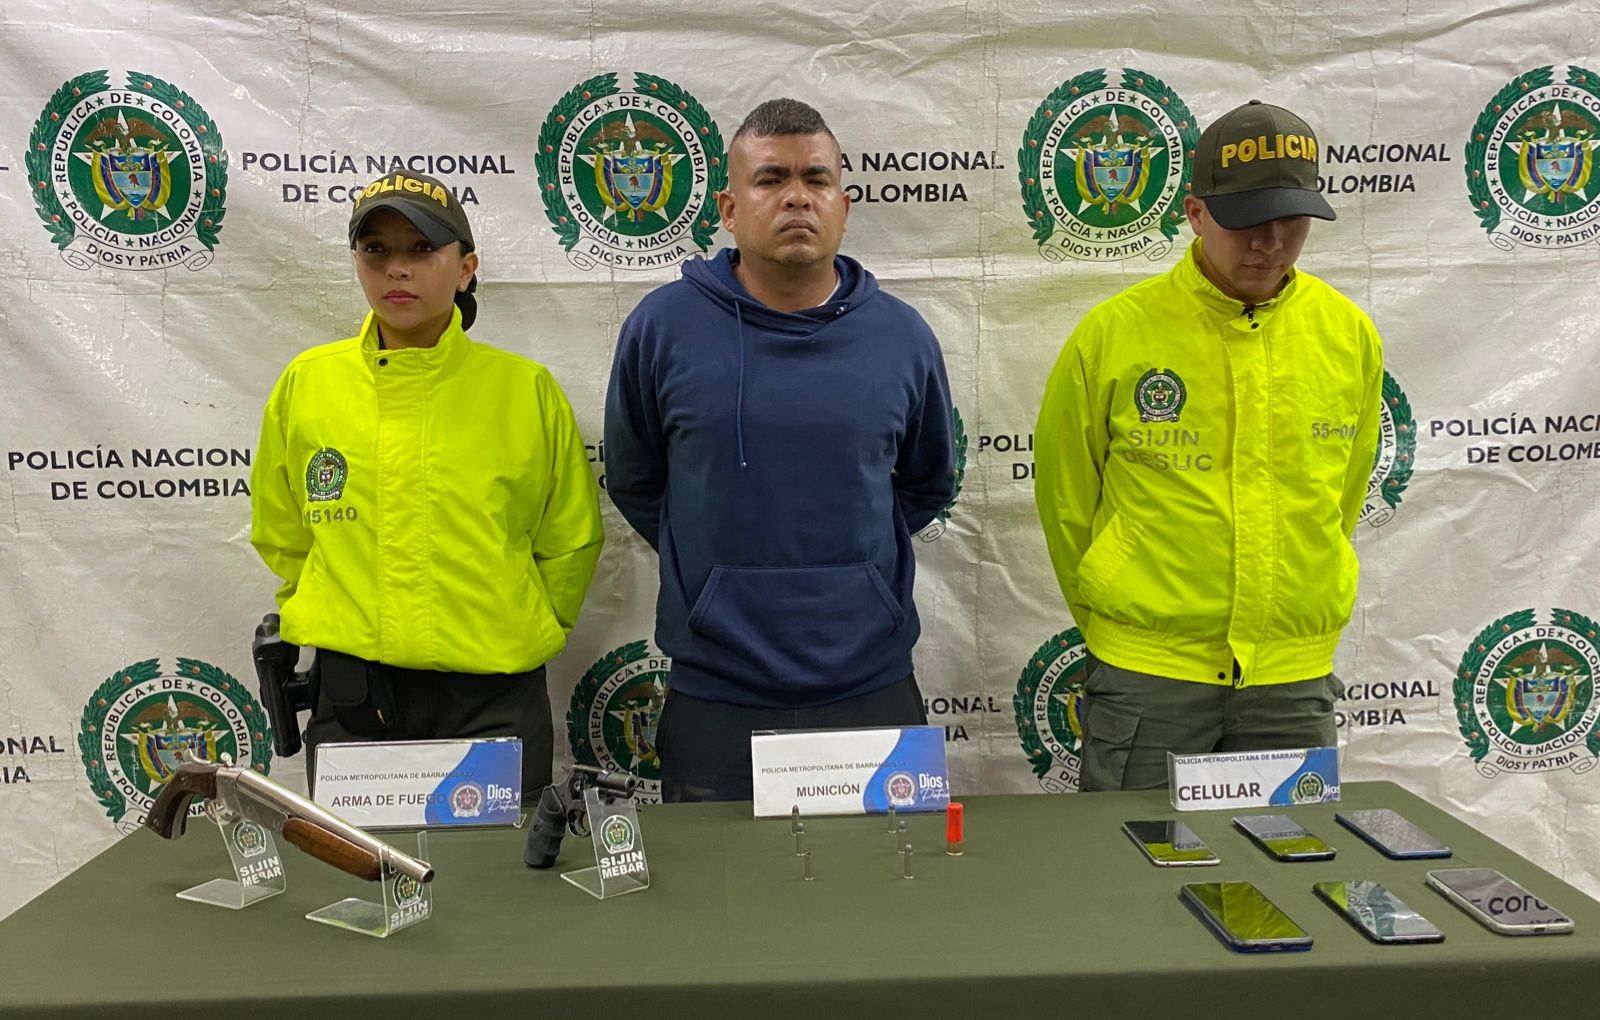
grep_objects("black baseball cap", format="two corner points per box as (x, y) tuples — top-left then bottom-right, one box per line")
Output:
(348, 171), (475, 251)
(348, 172), (479, 329)
(1190, 100), (1336, 230)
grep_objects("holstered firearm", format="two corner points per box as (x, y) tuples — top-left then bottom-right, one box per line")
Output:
(145, 758), (433, 885)
(523, 764), (641, 869)
(252, 613), (314, 758)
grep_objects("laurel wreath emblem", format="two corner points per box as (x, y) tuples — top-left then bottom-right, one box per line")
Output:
(1452, 609), (1600, 763)
(568, 640), (656, 771)
(1464, 65), (1600, 235)
(78, 657), (272, 823)
(27, 70), (228, 252)
(1379, 371), (1416, 509)
(1013, 628), (1086, 781)
(535, 73), (727, 255)
(1018, 67), (1198, 248)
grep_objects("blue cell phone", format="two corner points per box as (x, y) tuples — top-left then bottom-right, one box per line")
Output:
(1335, 808), (1451, 859)
(1181, 881), (1313, 952)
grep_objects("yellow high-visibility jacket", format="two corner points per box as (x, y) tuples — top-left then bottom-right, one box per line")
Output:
(250, 309), (604, 674)
(1034, 240), (1382, 686)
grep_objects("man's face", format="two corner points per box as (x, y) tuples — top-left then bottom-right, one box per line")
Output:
(1184, 196), (1311, 304)
(717, 131), (850, 272)
(352, 208), (477, 346)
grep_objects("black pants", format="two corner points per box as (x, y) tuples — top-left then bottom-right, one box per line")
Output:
(303, 652), (554, 807)
(656, 673), (928, 803)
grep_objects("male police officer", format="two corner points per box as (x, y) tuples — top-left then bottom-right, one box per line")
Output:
(1034, 101), (1382, 791)
(605, 99), (956, 802)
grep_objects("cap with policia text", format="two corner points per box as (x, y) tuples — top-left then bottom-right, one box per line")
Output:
(348, 171), (479, 328)
(1189, 100), (1336, 230)
(348, 171), (475, 251)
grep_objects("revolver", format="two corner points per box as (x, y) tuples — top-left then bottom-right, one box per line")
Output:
(252, 613), (314, 758)
(523, 764), (641, 869)
(146, 757), (433, 884)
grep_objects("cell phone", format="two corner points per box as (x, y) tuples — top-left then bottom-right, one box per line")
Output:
(1335, 808), (1451, 859)
(1426, 868), (1575, 935)
(1313, 880), (1446, 944)
(1233, 814), (1336, 861)
(1122, 820), (1221, 867)
(1180, 882), (1313, 952)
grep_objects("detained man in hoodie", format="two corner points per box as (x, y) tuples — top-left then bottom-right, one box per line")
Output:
(605, 98), (957, 803)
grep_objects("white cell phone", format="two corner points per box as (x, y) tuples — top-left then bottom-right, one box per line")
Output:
(1122, 819), (1221, 867)
(1426, 867), (1574, 935)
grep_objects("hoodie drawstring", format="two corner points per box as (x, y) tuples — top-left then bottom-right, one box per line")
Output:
(734, 300), (748, 470)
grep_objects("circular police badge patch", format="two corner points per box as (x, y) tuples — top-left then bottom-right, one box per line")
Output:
(1013, 628), (1088, 793)
(1291, 772), (1327, 804)
(885, 771), (917, 807)
(536, 72), (726, 271)
(78, 657), (272, 833)
(393, 871), (424, 906)
(1360, 370), (1417, 528)
(1452, 609), (1600, 777)
(305, 448), (347, 502)
(568, 641), (667, 801)
(27, 70), (227, 271)
(232, 818), (269, 858)
(1466, 64), (1600, 251)
(450, 782), (484, 819)
(1135, 367), (1187, 423)
(601, 814), (636, 854)
(1019, 67), (1197, 263)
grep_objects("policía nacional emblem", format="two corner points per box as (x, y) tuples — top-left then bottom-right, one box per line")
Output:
(1013, 628), (1089, 793)
(393, 871), (424, 907)
(1290, 772), (1327, 804)
(78, 657), (272, 833)
(1360, 370), (1417, 528)
(1135, 367), (1187, 423)
(1019, 67), (1198, 262)
(232, 819), (269, 858)
(1452, 609), (1600, 777)
(1466, 65), (1600, 250)
(601, 814), (637, 854)
(569, 641), (668, 801)
(450, 782), (485, 819)
(536, 72), (725, 271)
(885, 772), (917, 807)
(27, 70), (227, 271)
(305, 448), (348, 502)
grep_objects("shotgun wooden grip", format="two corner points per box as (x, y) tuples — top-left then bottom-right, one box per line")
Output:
(282, 817), (384, 882)
(144, 762), (221, 839)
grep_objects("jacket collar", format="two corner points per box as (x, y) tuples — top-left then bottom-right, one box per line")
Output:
(1174, 238), (1301, 322)
(358, 305), (471, 376)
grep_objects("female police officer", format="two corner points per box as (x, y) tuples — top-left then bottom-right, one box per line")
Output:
(249, 171), (604, 803)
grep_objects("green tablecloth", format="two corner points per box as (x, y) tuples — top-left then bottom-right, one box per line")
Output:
(2, 781), (1595, 1018)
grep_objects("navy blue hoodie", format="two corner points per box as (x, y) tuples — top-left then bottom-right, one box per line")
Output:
(605, 248), (956, 708)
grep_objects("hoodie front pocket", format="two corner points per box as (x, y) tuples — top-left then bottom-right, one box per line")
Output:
(687, 563), (905, 682)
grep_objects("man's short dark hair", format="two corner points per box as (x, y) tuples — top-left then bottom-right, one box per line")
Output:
(731, 98), (837, 147)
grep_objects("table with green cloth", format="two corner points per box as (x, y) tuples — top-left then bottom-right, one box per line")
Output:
(1, 780), (1595, 1018)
